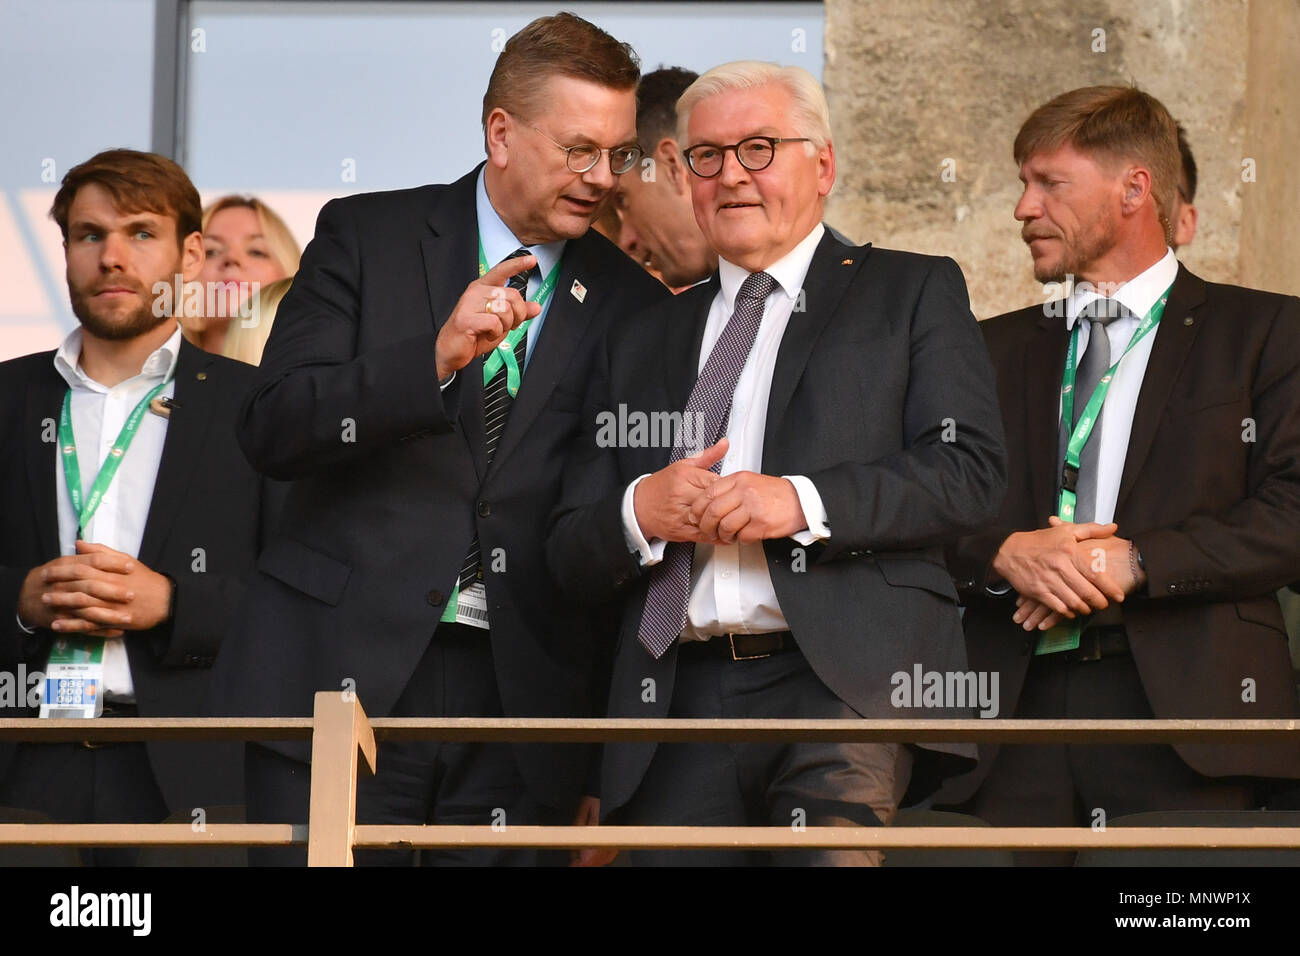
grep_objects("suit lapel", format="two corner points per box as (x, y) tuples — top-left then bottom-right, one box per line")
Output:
(137, 340), (216, 568)
(1114, 265), (1206, 517)
(422, 168), (487, 478)
(1026, 309), (1071, 520)
(24, 362), (66, 559)
(762, 231), (861, 449)
(489, 235), (603, 471)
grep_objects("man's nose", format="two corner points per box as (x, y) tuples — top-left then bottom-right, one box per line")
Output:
(581, 156), (617, 194)
(618, 221), (641, 257)
(718, 147), (755, 187)
(98, 232), (128, 270)
(1013, 187), (1040, 222)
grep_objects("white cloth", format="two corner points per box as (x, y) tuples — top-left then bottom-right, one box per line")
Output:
(48, 323), (181, 700)
(1063, 248), (1179, 525)
(621, 224), (831, 640)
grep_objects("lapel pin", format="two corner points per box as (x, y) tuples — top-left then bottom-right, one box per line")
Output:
(840, 258), (854, 266)
(196, 371), (207, 381)
(1183, 316), (1194, 326)
(570, 279), (587, 303)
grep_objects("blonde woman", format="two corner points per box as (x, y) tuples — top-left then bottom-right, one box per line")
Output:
(185, 196), (300, 354)
(222, 276), (292, 366)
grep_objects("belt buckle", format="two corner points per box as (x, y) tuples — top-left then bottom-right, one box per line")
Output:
(1074, 631), (1102, 663)
(728, 634), (771, 661)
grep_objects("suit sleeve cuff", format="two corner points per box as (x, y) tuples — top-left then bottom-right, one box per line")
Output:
(783, 475), (830, 545)
(621, 475), (666, 566)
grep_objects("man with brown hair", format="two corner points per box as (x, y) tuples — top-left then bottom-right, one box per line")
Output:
(941, 86), (1300, 862)
(0, 148), (274, 864)
(207, 12), (668, 865)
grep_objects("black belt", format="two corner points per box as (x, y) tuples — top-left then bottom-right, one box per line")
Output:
(81, 701), (139, 749)
(679, 631), (798, 661)
(1064, 625), (1130, 663)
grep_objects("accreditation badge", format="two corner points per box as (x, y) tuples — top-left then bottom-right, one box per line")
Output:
(39, 638), (105, 718)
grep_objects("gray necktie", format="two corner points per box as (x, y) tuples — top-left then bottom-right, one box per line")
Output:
(636, 271), (776, 659)
(1070, 298), (1123, 523)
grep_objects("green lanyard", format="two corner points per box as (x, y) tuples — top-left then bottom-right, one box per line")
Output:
(1056, 286), (1172, 521)
(1036, 284), (1172, 655)
(476, 237), (562, 397)
(59, 381), (169, 537)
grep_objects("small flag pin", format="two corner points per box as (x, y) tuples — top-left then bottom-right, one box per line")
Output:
(571, 279), (587, 303)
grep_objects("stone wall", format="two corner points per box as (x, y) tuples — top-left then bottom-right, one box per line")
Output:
(823, 0), (1296, 318)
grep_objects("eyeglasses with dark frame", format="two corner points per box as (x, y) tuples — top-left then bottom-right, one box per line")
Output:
(683, 136), (814, 178)
(529, 125), (643, 175)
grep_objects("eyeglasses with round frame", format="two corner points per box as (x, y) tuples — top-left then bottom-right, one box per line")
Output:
(528, 125), (643, 175)
(683, 136), (814, 178)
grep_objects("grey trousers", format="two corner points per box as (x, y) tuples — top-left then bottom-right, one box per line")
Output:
(619, 642), (911, 866)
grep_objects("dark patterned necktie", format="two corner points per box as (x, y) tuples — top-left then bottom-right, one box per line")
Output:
(458, 247), (534, 593)
(635, 271), (776, 659)
(1069, 298), (1123, 523)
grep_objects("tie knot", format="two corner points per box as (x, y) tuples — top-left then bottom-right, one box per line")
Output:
(738, 271), (776, 303)
(504, 247), (534, 294)
(1080, 297), (1126, 326)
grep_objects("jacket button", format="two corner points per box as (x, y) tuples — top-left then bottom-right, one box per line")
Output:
(477, 501), (491, 517)
(427, 589), (444, 607)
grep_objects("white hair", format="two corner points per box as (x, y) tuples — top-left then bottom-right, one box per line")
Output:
(675, 61), (832, 149)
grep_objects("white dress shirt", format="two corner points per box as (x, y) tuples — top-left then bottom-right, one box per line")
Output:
(1063, 247), (1179, 525)
(45, 323), (181, 700)
(621, 223), (831, 641)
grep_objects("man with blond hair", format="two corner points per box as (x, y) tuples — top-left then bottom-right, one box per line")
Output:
(941, 86), (1300, 863)
(549, 61), (1006, 865)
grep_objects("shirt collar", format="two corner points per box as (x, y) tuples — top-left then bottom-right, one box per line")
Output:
(718, 222), (825, 311)
(475, 167), (565, 287)
(54, 322), (183, 392)
(1066, 247), (1179, 329)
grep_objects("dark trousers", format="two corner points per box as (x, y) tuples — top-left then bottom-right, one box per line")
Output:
(247, 623), (543, 865)
(969, 649), (1256, 865)
(0, 739), (169, 866)
(618, 643), (911, 867)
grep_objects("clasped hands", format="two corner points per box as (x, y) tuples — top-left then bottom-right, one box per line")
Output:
(16, 540), (172, 638)
(632, 438), (807, 545)
(991, 516), (1146, 632)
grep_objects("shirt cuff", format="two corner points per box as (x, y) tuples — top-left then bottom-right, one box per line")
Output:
(15, 610), (36, 635)
(438, 370), (456, 391)
(984, 581), (1014, 597)
(783, 475), (830, 546)
(621, 475), (667, 567)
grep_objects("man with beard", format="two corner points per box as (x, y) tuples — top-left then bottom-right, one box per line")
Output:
(0, 148), (275, 864)
(939, 86), (1300, 863)
(206, 12), (668, 865)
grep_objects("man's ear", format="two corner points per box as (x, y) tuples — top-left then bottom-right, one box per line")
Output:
(180, 231), (204, 283)
(1120, 166), (1153, 216)
(485, 108), (512, 170)
(658, 139), (687, 193)
(817, 140), (836, 198)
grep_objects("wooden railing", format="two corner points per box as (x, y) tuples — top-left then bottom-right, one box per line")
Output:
(3, 692), (1299, 865)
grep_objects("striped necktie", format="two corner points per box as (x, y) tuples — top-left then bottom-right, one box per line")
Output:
(635, 271), (777, 659)
(458, 247), (534, 593)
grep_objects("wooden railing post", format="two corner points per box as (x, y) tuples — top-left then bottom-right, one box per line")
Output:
(307, 691), (377, 867)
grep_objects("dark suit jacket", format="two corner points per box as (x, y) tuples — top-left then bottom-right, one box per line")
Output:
(942, 264), (1300, 804)
(0, 338), (277, 812)
(547, 231), (1009, 816)
(205, 166), (669, 812)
